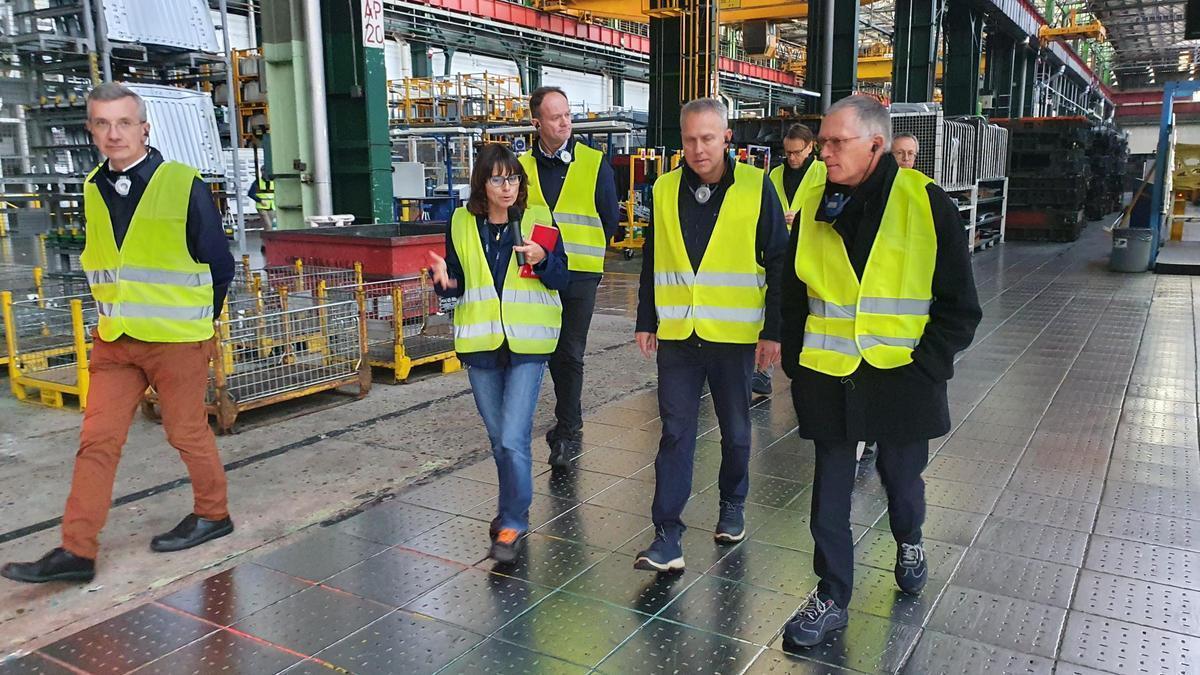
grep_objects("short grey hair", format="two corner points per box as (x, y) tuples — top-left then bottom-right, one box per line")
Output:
(827, 95), (892, 151)
(86, 82), (147, 122)
(680, 97), (729, 129)
(893, 132), (920, 152)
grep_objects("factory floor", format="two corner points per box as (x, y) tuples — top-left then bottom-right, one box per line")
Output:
(2, 221), (1199, 674)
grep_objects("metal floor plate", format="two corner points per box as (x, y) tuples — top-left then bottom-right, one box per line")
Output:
(317, 610), (483, 675)
(595, 618), (761, 674)
(1059, 611), (1198, 674)
(951, 548), (1078, 609)
(900, 629), (1055, 675)
(533, 502), (652, 551)
(325, 501), (455, 546)
(230, 585), (390, 655)
(772, 609), (921, 673)
(1084, 535), (1199, 590)
(397, 475), (499, 514)
(562, 553), (699, 616)
(401, 516), (492, 565)
(253, 530), (391, 582)
(989, 490), (1100, 532)
(656, 574), (798, 645)
(854, 529), (965, 579)
(40, 604), (214, 674)
(403, 568), (548, 635)
(708, 541), (819, 597)
(475, 532), (606, 588)
(973, 517), (1090, 566)
(927, 586), (1067, 658)
(1093, 506), (1200, 551)
(135, 628), (301, 675)
(323, 547), (465, 608)
(847, 565), (941, 627)
(495, 591), (646, 668)
(1071, 570), (1200, 637)
(437, 638), (588, 674)
(0, 654), (78, 675)
(158, 563), (311, 626)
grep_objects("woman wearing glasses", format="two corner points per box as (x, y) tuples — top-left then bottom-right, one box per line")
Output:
(428, 144), (568, 563)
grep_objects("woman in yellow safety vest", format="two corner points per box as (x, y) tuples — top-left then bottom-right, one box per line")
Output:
(427, 144), (569, 563)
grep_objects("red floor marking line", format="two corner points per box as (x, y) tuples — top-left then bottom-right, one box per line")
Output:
(32, 651), (91, 675)
(150, 601), (323, 664)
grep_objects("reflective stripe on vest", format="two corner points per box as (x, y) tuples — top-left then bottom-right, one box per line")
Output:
(519, 143), (607, 274)
(651, 161), (767, 344)
(450, 206), (563, 354)
(80, 160), (216, 343)
(793, 165), (937, 376)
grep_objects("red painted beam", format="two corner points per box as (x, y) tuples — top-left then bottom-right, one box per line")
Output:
(409, 0), (798, 87)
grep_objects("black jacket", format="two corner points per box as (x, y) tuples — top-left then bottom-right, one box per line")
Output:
(781, 154), (982, 441)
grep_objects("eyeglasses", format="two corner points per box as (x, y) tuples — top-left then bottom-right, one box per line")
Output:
(88, 119), (141, 133)
(487, 175), (522, 187)
(893, 150), (918, 159)
(815, 135), (863, 152)
(785, 147), (811, 157)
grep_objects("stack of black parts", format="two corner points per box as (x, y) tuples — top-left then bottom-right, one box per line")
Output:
(1084, 125), (1128, 221)
(995, 117), (1091, 242)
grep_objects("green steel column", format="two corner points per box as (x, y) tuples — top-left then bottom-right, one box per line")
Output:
(262, 0), (313, 229)
(612, 74), (625, 107)
(830, 0), (861, 103)
(985, 32), (1016, 117)
(322, 0), (393, 224)
(891, 0), (942, 102)
(1020, 49), (1037, 116)
(519, 57), (542, 94)
(1044, 0), (1055, 24)
(943, 0), (983, 115)
(648, 16), (684, 149)
(443, 47), (456, 76)
(410, 40), (432, 78)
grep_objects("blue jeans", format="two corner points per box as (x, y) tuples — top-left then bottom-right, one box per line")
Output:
(651, 341), (754, 534)
(467, 361), (546, 532)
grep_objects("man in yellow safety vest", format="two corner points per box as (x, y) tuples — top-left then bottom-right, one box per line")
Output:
(630, 97), (789, 573)
(778, 95), (981, 648)
(2, 83), (236, 584)
(518, 87), (620, 471)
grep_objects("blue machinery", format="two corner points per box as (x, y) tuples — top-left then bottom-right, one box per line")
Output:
(1148, 80), (1200, 265)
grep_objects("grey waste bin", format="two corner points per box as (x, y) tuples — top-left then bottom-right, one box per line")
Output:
(1110, 228), (1153, 273)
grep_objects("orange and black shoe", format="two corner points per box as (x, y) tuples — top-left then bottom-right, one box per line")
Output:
(489, 528), (524, 564)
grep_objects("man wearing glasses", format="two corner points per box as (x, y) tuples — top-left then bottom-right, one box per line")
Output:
(755, 123), (818, 396)
(892, 133), (920, 170)
(778, 95), (981, 647)
(3, 83), (235, 584)
(518, 86), (620, 470)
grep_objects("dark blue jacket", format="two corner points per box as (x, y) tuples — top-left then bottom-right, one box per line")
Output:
(434, 209), (570, 368)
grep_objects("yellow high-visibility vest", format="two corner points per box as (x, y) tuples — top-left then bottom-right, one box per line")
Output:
(793, 166), (937, 376)
(81, 161), (215, 343)
(451, 205), (563, 354)
(519, 142), (606, 273)
(652, 161), (766, 344)
(769, 163), (806, 215)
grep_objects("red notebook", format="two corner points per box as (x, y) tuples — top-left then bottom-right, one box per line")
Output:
(520, 223), (560, 278)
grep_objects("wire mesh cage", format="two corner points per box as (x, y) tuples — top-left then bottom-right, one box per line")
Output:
(940, 119), (977, 191)
(330, 276), (460, 383)
(143, 284), (371, 433)
(976, 124), (1010, 181)
(1, 290), (96, 409)
(38, 230), (86, 281)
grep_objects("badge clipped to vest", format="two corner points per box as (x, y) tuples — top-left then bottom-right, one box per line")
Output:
(519, 223), (561, 279)
(557, 149), (573, 164)
(113, 175), (132, 196)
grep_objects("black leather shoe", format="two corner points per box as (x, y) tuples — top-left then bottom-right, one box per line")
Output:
(2, 548), (95, 584)
(151, 514), (234, 553)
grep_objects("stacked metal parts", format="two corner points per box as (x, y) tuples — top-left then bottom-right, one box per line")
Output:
(0, 0), (230, 232)
(995, 116), (1093, 242)
(1084, 125), (1129, 221)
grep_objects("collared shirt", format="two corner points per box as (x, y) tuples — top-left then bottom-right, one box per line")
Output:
(635, 155), (789, 343)
(530, 137), (621, 281)
(89, 147), (235, 318)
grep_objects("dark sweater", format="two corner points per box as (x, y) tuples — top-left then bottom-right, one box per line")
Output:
(781, 153), (983, 441)
(636, 156), (789, 345)
(90, 147), (235, 317)
(532, 137), (621, 282)
(434, 209), (570, 368)
(781, 155), (816, 206)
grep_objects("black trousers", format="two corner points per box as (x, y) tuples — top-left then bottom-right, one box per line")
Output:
(810, 438), (928, 607)
(651, 341), (754, 533)
(548, 276), (600, 439)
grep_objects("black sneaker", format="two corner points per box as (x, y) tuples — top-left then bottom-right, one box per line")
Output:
(895, 541), (928, 594)
(751, 370), (773, 396)
(633, 526), (685, 573)
(714, 500), (746, 543)
(782, 591), (849, 650)
(489, 528), (524, 564)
